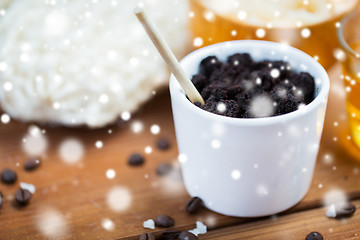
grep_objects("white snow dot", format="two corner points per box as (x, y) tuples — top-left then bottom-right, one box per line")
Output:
(178, 153), (187, 163)
(0, 62), (7, 71)
(95, 141), (103, 148)
(231, 30), (237, 36)
(203, 11), (215, 22)
(150, 124), (160, 135)
(145, 146), (152, 154)
(335, 22), (341, 28)
(59, 138), (84, 164)
(53, 102), (61, 109)
(301, 28), (311, 38)
(323, 188), (347, 206)
(256, 28), (266, 38)
(256, 184), (269, 196)
(131, 121), (143, 133)
(319, 183), (323, 189)
(20, 53), (29, 62)
(256, 78), (262, 85)
(129, 57), (139, 67)
(106, 169), (116, 179)
(1, 114), (10, 124)
(106, 186), (131, 212)
(101, 218), (115, 231)
(193, 37), (203, 47)
(23, 126), (48, 156)
(231, 170), (241, 180)
(270, 69), (280, 78)
(36, 208), (68, 238)
(99, 94), (109, 104)
(333, 48), (346, 61)
(121, 111), (131, 121)
(211, 139), (221, 149)
(249, 95), (274, 117)
(298, 103), (306, 110)
(216, 102), (226, 113)
(237, 10), (247, 20)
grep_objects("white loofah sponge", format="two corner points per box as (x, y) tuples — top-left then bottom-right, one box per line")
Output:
(0, 0), (190, 128)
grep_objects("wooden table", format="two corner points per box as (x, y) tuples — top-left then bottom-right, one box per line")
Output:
(0, 65), (360, 240)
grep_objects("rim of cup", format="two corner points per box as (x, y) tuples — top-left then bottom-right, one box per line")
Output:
(170, 40), (330, 126)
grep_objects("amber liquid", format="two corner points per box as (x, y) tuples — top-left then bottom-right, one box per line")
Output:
(189, 0), (358, 69)
(342, 42), (360, 148)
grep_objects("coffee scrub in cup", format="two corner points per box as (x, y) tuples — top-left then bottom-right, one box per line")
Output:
(189, 0), (359, 69)
(169, 40), (330, 217)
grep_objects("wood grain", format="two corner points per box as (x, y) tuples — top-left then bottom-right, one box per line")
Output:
(204, 200), (360, 240)
(0, 64), (359, 240)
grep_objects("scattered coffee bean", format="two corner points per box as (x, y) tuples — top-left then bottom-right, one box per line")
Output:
(24, 157), (41, 171)
(1, 168), (17, 184)
(156, 138), (170, 150)
(139, 233), (156, 240)
(156, 163), (173, 176)
(305, 232), (323, 240)
(155, 215), (174, 228)
(179, 231), (198, 240)
(186, 197), (203, 214)
(0, 191), (3, 208)
(158, 230), (180, 240)
(335, 202), (356, 218)
(128, 154), (145, 166)
(15, 188), (32, 206)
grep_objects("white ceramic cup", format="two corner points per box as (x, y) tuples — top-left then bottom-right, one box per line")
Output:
(169, 40), (330, 217)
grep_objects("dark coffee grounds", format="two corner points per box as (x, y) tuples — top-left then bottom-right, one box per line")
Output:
(191, 54), (315, 118)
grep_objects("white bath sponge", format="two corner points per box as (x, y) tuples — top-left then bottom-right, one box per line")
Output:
(0, 0), (190, 128)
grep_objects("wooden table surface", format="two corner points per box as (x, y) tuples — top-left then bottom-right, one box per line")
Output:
(0, 64), (360, 240)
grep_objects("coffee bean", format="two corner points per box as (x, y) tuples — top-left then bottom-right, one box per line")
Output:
(15, 188), (32, 205)
(186, 197), (203, 214)
(0, 191), (3, 208)
(156, 163), (173, 176)
(155, 215), (174, 228)
(156, 138), (170, 150)
(1, 168), (17, 184)
(139, 233), (156, 240)
(305, 232), (323, 240)
(128, 154), (145, 166)
(24, 157), (41, 171)
(159, 230), (180, 240)
(179, 231), (198, 240)
(335, 202), (356, 218)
